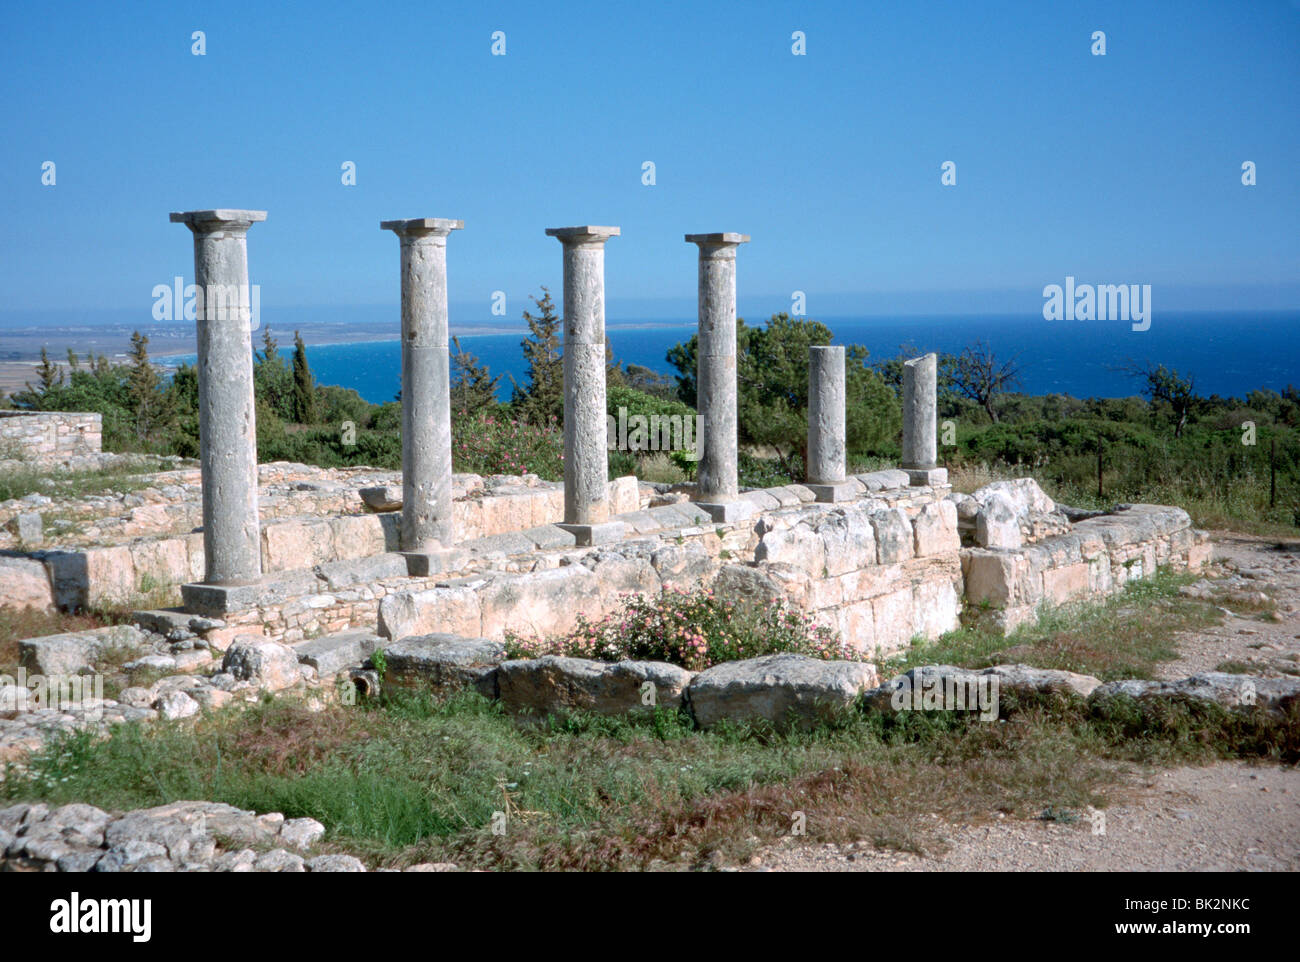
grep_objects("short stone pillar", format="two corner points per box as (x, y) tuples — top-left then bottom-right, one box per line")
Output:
(545, 226), (625, 545)
(902, 352), (947, 486)
(807, 345), (852, 502)
(381, 218), (463, 563)
(169, 209), (266, 586)
(686, 233), (752, 523)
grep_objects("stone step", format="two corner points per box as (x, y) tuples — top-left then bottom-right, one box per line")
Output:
(291, 629), (380, 678)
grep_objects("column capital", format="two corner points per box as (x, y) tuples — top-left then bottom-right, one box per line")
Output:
(546, 225), (620, 246)
(170, 210), (267, 233)
(685, 232), (750, 247)
(381, 217), (464, 237)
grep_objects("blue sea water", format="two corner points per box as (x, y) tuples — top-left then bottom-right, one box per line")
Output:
(161, 310), (1298, 405)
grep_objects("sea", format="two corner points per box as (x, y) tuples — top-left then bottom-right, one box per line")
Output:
(159, 310), (1298, 405)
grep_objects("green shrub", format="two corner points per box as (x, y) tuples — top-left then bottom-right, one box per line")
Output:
(504, 588), (853, 671)
(453, 409), (563, 480)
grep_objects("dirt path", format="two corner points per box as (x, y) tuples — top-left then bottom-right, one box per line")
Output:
(750, 761), (1300, 872)
(1154, 533), (1300, 681)
(753, 533), (1300, 873)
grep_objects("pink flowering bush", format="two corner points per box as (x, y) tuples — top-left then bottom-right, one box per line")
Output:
(453, 408), (563, 481)
(504, 588), (854, 672)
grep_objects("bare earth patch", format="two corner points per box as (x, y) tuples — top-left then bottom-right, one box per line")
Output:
(749, 761), (1300, 872)
(1155, 533), (1300, 682)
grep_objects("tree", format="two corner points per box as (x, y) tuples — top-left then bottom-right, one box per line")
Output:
(10, 347), (64, 410)
(291, 331), (319, 424)
(949, 340), (1022, 423)
(1130, 362), (1197, 438)
(668, 313), (900, 477)
(126, 330), (173, 443)
(450, 336), (503, 412)
(254, 326), (294, 421)
(511, 287), (563, 424)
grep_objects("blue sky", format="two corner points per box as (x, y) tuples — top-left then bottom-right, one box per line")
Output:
(2, 0), (1297, 323)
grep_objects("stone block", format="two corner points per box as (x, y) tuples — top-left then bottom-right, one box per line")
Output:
(686, 654), (877, 730)
(497, 656), (693, 716)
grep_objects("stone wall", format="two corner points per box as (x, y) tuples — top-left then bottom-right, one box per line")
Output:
(0, 411), (101, 462)
(228, 474), (965, 652)
(962, 504), (1212, 632)
(19, 475), (641, 610)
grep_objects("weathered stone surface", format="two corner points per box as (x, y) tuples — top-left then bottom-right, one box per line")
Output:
(912, 499), (960, 558)
(686, 654), (878, 730)
(970, 478), (1068, 547)
(279, 817), (325, 851)
(974, 491), (1022, 549)
(755, 521), (825, 576)
(651, 540), (714, 590)
(1090, 673), (1300, 715)
(870, 508), (915, 564)
(862, 663), (1099, 715)
(378, 585), (481, 641)
(0, 556), (56, 611)
(478, 565), (604, 639)
(11, 511), (43, 545)
(710, 563), (788, 605)
(307, 854), (366, 872)
(255, 848), (306, 872)
(18, 624), (146, 676)
(359, 485), (403, 511)
(294, 629), (380, 676)
(689, 233), (747, 503)
(497, 656), (693, 716)
(221, 637), (301, 691)
(901, 353), (937, 469)
(816, 510), (876, 576)
(155, 690), (200, 720)
(382, 633), (505, 695)
(548, 226), (619, 525)
(172, 209), (265, 586)
(807, 345), (846, 484)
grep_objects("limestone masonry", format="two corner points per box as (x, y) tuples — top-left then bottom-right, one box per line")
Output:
(0, 210), (1216, 769)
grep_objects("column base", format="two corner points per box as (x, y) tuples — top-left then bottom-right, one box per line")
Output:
(402, 547), (471, 577)
(904, 467), (948, 487)
(556, 521), (627, 546)
(806, 481), (856, 503)
(693, 500), (755, 523)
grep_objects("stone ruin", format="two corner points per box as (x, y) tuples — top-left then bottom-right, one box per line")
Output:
(1, 209), (1217, 744)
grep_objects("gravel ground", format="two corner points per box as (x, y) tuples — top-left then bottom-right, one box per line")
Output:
(749, 761), (1300, 872)
(750, 533), (1300, 873)
(1154, 533), (1300, 681)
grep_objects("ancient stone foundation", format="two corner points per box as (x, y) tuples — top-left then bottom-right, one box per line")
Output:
(0, 412), (102, 464)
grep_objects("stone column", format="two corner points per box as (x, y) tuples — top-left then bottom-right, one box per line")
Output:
(381, 218), (463, 560)
(686, 233), (752, 523)
(545, 226), (624, 545)
(807, 345), (852, 502)
(902, 352), (947, 486)
(169, 209), (265, 586)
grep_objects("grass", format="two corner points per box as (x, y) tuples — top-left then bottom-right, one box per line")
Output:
(3, 677), (1296, 871)
(0, 606), (118, 676)
(945, 458), (1300, 538)
(0, 461), (158, 503)
(887, 569), (1222, 682)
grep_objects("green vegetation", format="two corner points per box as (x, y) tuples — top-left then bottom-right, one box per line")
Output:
(504, 589), (851, 670)
(889, 569), (1222, 682)
(3, 566), (1296, 869)
(0, 461), (157, 503)
(4, 678), (1295, 870)
(667, 314), (900, 477)
(6, 309), (1295, 535)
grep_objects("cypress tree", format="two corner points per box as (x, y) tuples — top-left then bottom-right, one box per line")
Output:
(291, 331), (319, 424)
